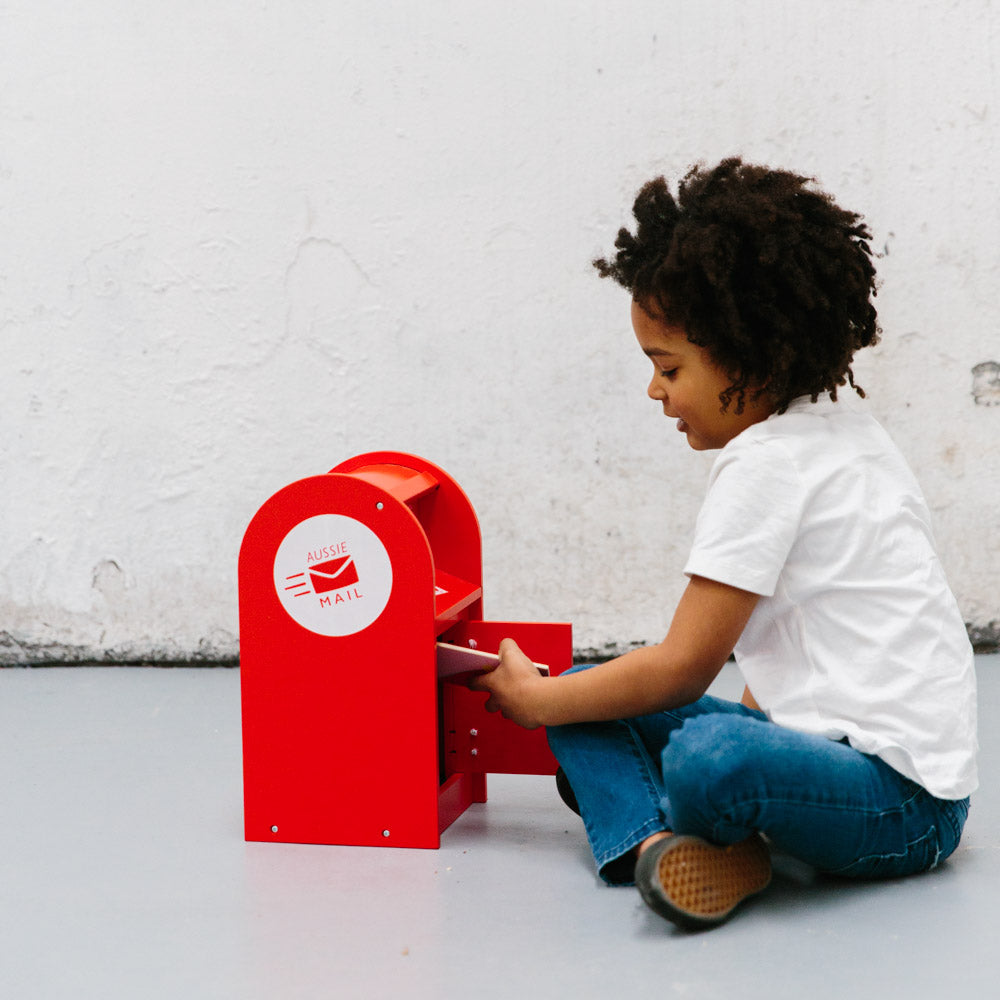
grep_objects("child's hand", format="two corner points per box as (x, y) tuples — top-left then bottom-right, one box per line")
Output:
(469, 638), (548, 729)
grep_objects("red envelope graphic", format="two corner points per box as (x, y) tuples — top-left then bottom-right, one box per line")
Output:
(308, 555), (359, 594)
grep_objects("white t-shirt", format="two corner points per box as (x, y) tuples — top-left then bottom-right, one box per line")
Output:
(684, 395), (978, 799)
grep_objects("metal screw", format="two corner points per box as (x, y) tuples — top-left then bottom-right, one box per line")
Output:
(471, 748), (479, 756)
(376, 502), (384, 510)
(469, 729), (478, 737)
(382, 829), (390, 838)
(270, 825), (279, 833)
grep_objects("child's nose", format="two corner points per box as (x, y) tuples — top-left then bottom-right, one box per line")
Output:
(647, 375), (665, 401)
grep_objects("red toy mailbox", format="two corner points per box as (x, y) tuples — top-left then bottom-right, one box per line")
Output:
(238, 451), (572, 848)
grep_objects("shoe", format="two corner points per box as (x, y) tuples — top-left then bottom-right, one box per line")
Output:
(635, 833), (771, 931)
(555, 766), (580, 816)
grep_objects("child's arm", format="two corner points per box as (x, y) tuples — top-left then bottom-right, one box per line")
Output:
(470, 575), (759, 729)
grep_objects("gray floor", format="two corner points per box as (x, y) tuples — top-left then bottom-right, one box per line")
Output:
(1, 657), (996, 1000)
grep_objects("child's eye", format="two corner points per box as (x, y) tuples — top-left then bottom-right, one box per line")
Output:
(660, 368), (678, 379)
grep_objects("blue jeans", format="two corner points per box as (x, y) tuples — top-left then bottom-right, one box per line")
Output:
(546, 669), (969, 885)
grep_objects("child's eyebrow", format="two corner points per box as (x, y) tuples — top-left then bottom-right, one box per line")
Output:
(643, 348), (680, 359)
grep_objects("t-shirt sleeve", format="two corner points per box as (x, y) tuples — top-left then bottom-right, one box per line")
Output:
(683, 437), (806, 596)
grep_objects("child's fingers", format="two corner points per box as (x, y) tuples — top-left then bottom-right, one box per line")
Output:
(498, 637), (523, 656)
(467, 672), (492, 693)
(498, 637), (530, 669)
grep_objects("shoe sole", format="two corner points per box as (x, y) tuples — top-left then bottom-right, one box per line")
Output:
(636, 833), (772, 931)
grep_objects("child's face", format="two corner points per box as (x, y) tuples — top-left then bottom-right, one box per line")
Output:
(631, 300), (773, 451)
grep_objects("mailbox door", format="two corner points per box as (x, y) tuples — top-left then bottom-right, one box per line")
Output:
(439, 620), (573, 776)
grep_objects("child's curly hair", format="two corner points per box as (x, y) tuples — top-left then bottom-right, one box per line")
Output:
(594, 158), (880, 414)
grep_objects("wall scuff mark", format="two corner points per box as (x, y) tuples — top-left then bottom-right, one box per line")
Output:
(972, 362), (1000, 406)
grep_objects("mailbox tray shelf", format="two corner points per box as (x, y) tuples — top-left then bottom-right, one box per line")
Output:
(434, 570), (482, 622)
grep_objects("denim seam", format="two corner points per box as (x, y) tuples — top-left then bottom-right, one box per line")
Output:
(941, 798), (968, 842)
(826, 824), (939, 876)
(586, 723), (667, 874)
(710, 782), (926, 831)
(709, 789), (943, 875)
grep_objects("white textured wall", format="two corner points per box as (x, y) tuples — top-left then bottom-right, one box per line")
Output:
(2, 0), (998, 663)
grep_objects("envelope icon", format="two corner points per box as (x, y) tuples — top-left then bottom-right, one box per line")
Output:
(308, 555), (359, 594)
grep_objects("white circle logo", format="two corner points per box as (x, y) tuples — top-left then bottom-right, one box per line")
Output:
(273, 514), (393, 636)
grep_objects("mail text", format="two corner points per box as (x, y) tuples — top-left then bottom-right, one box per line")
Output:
(320, 587), (364, 607)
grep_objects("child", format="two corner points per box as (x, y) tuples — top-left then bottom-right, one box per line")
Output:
(471, 157), (978, 931)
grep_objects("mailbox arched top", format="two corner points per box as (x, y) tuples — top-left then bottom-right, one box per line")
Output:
(330, 452), (483, 590)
